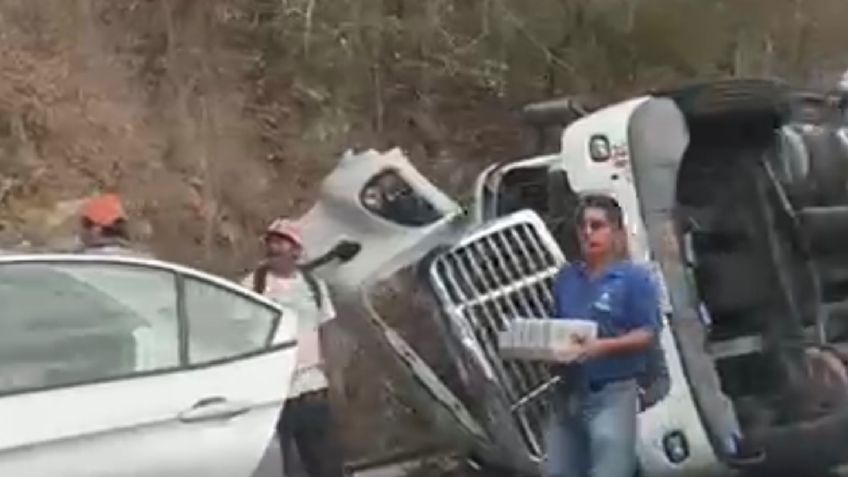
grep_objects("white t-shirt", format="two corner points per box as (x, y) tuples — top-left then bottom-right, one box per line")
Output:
(241, 269), (336, 398)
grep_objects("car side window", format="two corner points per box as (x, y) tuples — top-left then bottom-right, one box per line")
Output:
(183, 277), (279, 364)
(0, 262), (180, 395)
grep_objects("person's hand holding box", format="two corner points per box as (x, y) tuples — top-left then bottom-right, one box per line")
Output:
(548, 325), (596, 363)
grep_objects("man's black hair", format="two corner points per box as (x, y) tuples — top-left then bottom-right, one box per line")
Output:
(81, 217), (130, 240)
(575, 193), (624, 229)
(101, 219), (129, 239)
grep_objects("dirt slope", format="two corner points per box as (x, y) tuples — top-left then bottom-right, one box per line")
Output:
(0, 0), (526, 463)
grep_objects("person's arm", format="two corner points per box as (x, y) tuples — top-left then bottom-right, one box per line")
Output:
(316, 279), (337, 325)
(314, 280), (354, 400)
(584, 328), (654, 358)
(315, 278), (340, 359)
(582, 266), (661, 360)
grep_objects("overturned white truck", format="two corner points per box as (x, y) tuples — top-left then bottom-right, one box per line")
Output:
(297, 78), (848, 477)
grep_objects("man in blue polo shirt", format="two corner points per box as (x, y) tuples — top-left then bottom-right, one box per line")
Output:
(544, 194), (661, 477)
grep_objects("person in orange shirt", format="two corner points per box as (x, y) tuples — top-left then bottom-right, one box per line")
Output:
(76, 193), (143, 256)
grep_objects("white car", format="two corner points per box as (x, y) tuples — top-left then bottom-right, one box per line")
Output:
(0, 253), (298, 477)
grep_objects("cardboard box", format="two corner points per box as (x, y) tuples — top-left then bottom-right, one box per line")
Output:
(497, 318), (597, 363)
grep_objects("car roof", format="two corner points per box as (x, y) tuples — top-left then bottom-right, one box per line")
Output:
(0, 253), (283, 312)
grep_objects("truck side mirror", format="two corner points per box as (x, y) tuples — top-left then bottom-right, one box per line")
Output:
(300, 240), (362, 272)
(333, 240), (361, 262)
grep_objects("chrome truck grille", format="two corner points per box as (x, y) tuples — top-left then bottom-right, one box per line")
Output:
(428, 210), (566, 459)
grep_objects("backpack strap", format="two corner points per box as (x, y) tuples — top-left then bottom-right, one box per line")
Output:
(252, 263), (270, 294)
(252, 263), (324, 310)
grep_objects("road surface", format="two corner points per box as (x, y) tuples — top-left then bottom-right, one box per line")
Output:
(252, 436), (457, 477)
(253, 435), (848, 477)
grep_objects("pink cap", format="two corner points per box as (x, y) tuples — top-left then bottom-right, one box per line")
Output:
(265, 218), (303, 247)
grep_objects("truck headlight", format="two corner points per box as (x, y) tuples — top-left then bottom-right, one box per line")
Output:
(663, 430), (690, 464)
(589, 134), (611, 162)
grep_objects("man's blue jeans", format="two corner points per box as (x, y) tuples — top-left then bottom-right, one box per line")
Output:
(543, 378), (639, 477)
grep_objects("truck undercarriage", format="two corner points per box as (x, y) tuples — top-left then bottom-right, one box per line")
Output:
(670, 82), (848, 474)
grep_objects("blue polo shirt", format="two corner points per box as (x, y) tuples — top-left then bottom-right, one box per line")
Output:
(551, 260), (661, 386)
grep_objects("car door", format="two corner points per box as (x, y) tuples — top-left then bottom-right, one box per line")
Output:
(0, 255), (298, 477)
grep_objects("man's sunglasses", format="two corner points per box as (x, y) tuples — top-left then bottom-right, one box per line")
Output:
(577, 218), (610, 232)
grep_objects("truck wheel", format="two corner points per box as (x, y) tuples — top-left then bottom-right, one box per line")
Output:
(461, 456), (521, 477)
